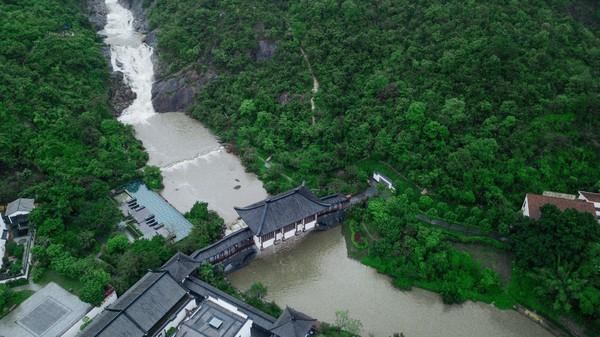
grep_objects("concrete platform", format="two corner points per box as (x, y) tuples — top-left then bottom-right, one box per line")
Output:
(0, 282), (90, 337)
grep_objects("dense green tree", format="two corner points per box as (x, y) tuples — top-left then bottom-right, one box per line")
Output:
(142, 166), (164, 191)
(0, 0), (147, 304)
(176, 202), (225, 254)
(511, 205), (600, 318)
(145, 0), (600, 232)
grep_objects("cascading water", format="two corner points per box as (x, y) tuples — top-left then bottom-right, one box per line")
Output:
(101, 0), (155, 124)
(100, 0), (267, 226)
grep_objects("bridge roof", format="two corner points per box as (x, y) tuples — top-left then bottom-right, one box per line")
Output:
(234, 186), (330, 236)
(192, 227), (254, 262)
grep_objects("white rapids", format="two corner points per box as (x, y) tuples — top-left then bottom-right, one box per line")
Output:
(102, 0), (155, 124)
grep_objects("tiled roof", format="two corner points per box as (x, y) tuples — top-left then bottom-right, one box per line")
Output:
(161, 252), (201, 283)
(525, 193), (596, 220)
(579, 191), (600, 203)
(5, 198), (34, 217)
(319, 193), (348, 205)
(234, 186), (331, 236)
(269, 307), (316, 337)
(81, 271), (189, 337)
(192, 227), (254, 262)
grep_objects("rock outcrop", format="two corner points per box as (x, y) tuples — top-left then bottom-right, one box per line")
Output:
(85, 0), (108, 31)
(151, 67), (217, 113)
(255, 40), (278, 62)
(109, 71), (137, 116)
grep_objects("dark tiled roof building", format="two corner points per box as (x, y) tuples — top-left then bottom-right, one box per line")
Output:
(235, 186), (346, 249)
(269, 307), (316, 337)
(80, 253), (315, 337)
(82, 271), (192, 337)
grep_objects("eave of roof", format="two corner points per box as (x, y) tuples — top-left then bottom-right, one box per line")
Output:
(234, 186), (332, 235)
(579, 191), (600, 203)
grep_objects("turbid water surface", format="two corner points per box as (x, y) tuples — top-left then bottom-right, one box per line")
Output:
(230, 227), (552, 337)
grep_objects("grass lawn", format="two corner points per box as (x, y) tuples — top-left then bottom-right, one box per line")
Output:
(0, 289), (34, 318)
(36, 269), (84, 296)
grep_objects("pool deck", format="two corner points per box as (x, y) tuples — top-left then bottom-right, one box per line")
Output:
(121, 182), (193, 241)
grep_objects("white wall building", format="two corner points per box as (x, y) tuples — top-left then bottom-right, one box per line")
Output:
(373, 172), (395, 191)
(578, 191), (600, 219)
(235, 186), (336, 250)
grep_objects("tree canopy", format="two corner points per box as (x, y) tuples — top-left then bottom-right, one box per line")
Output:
(0, 0), (147, 304)
(146, 0), (600, 232)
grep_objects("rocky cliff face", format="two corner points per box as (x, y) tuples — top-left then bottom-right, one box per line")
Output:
(116, 0), (216, 113)
(109, 71), (137, 116)
(151, 67), (217, 113)
(85, 0), (136, 117)
(85, 0), (108, 31)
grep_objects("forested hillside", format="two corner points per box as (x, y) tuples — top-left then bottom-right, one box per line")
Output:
(0, 0), (147, 303)
(147, 0), (600, 232)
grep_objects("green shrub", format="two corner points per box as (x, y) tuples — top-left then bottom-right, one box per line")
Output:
(143, 166), (163, 191)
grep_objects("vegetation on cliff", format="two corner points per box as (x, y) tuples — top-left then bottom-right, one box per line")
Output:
(0, 0), (156, 305)
(147, 0), (600, 233)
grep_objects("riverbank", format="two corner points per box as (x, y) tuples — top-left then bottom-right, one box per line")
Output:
(229, 227), (553, 337)
(341, 207), (591, 337)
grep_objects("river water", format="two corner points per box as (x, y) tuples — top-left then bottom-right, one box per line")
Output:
(100, 0), (267, 227)
(230, 228), (552, 337)
(100, 2), (552, 337)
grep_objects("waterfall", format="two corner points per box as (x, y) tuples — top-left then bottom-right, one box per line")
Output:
(101, 0), (155, 124)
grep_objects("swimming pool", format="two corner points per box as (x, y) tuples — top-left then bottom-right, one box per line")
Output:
(125, 182), (193, 241)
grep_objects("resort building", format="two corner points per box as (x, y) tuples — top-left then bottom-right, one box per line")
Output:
(234, 186), (347, 250)
(372, 172), (395, 191)
(80, 252), (316, 337)
(4, 197), (35, 236)
(521, 192), (597, 220)
(577, 191), (600, 219)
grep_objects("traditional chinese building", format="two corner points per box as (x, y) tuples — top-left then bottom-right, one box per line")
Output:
(234, 186), (347, 250)
(80, 252), (315, 337)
